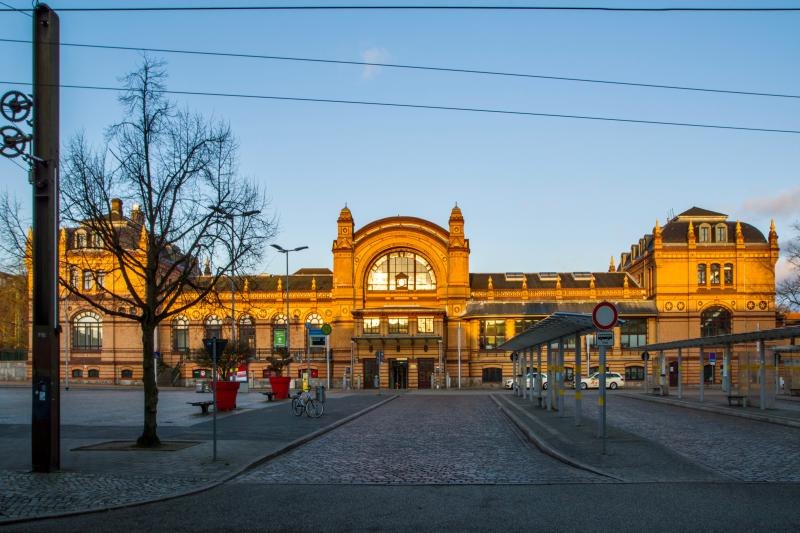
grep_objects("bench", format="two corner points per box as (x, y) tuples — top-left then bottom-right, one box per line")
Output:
(261, 391), (274, 402)
(188, 400), (214, 414)
(727, 395), (746, 407)
(790, 389), (800, 397)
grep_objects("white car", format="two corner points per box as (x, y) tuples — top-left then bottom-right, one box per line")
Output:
(507, 373), (549, 391)
(578, 372), (625, 390)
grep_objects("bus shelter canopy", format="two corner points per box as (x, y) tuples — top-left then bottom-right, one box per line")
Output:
(496, 312), (606, 352)
(640, 325), (800, 352)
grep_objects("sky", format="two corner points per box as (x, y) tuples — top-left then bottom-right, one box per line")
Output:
(1, 1), (799, 282)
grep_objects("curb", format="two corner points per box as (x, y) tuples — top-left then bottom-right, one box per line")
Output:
(617, 392), (800, 429)
(0, 394), (399, 526)
(490, 394), (623, 482)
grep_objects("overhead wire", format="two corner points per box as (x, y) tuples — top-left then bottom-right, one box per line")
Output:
(1, 80), (797, 135)
(1, 38), (797, 100)
(2, 5), (800, 13)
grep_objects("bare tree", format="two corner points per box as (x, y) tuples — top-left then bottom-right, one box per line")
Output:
(60, 58), (276, 446)
(778, 221), (800, 311)
(0, 190), (31, 274)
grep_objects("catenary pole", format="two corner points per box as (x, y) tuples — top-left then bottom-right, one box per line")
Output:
(31, 3), (60, 473)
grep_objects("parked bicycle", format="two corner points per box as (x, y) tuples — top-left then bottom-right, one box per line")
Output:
(291, 390), (323, 418)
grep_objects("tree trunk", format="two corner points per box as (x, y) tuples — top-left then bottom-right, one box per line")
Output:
(137, 321), (160, 447)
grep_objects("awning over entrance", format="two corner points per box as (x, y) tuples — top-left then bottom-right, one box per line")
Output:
(496, 312), (602, 352)
(464, 300), (656, 319)
(640, 325), (800, 351)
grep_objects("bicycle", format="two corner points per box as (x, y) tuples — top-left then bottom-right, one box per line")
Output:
(290, 390), (323, 418)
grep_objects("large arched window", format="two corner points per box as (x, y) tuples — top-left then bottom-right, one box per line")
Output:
(72, 311), (102, 350)
(701, 306), (731, 337)
(204, 315), (222, 340)
(172, 316), (189, 352)
(367, 251), (436, 291)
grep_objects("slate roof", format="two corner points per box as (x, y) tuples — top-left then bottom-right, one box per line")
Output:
(677, 206), (727, 218)
(463, 300), (658, 318)
(469, 272), (636, 290)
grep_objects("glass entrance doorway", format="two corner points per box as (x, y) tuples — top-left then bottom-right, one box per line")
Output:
(417, 358), (434, 389)
(390, 359), (408, 389)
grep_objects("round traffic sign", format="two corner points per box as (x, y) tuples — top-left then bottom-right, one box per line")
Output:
(592, 301), (618, 330)
(321, 323), (332, 335)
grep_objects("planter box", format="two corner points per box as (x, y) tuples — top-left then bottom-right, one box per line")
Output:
(212, 381), (240, 411)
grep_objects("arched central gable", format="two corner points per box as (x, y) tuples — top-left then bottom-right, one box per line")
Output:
(351, 218), (450, 299)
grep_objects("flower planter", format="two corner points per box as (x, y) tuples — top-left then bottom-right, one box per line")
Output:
(212, 380), (240, 411)
(268, 376), (291, 400)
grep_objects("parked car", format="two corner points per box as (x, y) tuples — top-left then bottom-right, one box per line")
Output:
(577, 372), (625, 390)
(508, 373), (549, 391)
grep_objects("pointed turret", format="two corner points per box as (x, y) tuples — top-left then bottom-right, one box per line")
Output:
(769, 219), (778, 247)
(608, 256), (616, 273)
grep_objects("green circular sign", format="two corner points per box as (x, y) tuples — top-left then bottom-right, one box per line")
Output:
(321, 323), (332, 336)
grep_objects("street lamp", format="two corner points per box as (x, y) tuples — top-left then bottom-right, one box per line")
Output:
(271, 244), (308, 387)
(211, 206), (260, 383)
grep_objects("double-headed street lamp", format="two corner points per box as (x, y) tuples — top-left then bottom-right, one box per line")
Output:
(211, 206), (261, 378)
(270, 244), (308, 386)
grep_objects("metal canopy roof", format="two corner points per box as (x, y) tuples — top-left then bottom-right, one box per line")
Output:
(770, 345), (800, 353)
(496, 312), (603, 352)
(641, 325), (800, 352)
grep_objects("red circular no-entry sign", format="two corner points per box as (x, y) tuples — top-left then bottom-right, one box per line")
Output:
(592, 301), (618, 330)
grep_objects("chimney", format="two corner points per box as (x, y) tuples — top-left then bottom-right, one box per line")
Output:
(131, 203), (144, 225)
(111, 198), (123, 216)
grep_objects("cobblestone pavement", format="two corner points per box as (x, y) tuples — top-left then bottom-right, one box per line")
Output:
(235, 394), (607, 485)
(579, 392), (800, 482)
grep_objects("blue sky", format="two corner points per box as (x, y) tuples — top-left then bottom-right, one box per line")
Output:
(1, 1), (798, 281)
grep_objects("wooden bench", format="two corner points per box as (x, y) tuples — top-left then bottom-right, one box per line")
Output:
(188, 400), (214, 414)
(261, 391), (274, 402)
(727, 395), (746, 407)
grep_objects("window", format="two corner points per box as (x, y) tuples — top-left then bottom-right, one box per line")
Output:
(273, 314), (287, 349)
(701, 306), (731, 337)
(72, 368), (83, 378)
(514, 318), (538, 335)
(204, 314), (222, 340)
(479, 320), (505, 350)
(172, 316), (189, 352)
(367, 251), (437, 291)
(72, 311), (102, 350)
(715, 224), (727, 243)
(698, 224), (711, 243)
(697, 264), (707, 285)
(710, 264), (720, 285)
(75, 231), (87, 248)
(121, 369), (134, 379)
(621, 319), (647, 348)
(70, 267), (78, 289)
(239, 315), (256, 349)
(91, 232), (102, 248)
(306, 313), (324, 347)
(417, 317), (434, 334)
(83, 271), (93, 291)
(482, 367), (502, 383)
(88, 368), (100, 378)
(363, 318), (380, 335)
(724, 263), (733, 285)
(625, 366), (645, 381)
(388, 317), (409, 335)
(95, 271), (105, 290)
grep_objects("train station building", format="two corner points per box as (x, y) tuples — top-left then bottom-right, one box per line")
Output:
(39, 203), (781, 389)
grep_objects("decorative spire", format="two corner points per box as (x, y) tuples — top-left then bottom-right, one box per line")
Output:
(735, 220), (744, 245)
(311, 276), (317, 290)
(654, 219), (662, 237)
(687, 221), (695, 242)
(243, 278), (250, 292)
(487, 275), (493, 290)
(623, 275), (629, 288)
(203, 258), (211, 276)
(521, 275), (527, 289)
(555, 275), (561, 290)
(277, 277), (282, 292)
(769, 219), (778, 246)
(609, 256), (616, 273)
(589, 275), (596, 289)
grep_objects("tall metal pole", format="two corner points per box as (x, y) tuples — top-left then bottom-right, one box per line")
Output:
(230, 215), (235, 355)
(457, 321), (461, 389)
(31, 3), (60, 473)
(212, 338), (218, 461)
(285, 251), (290, 376)
(574, 333), (582, 426)
(599, 344), (607, 455)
